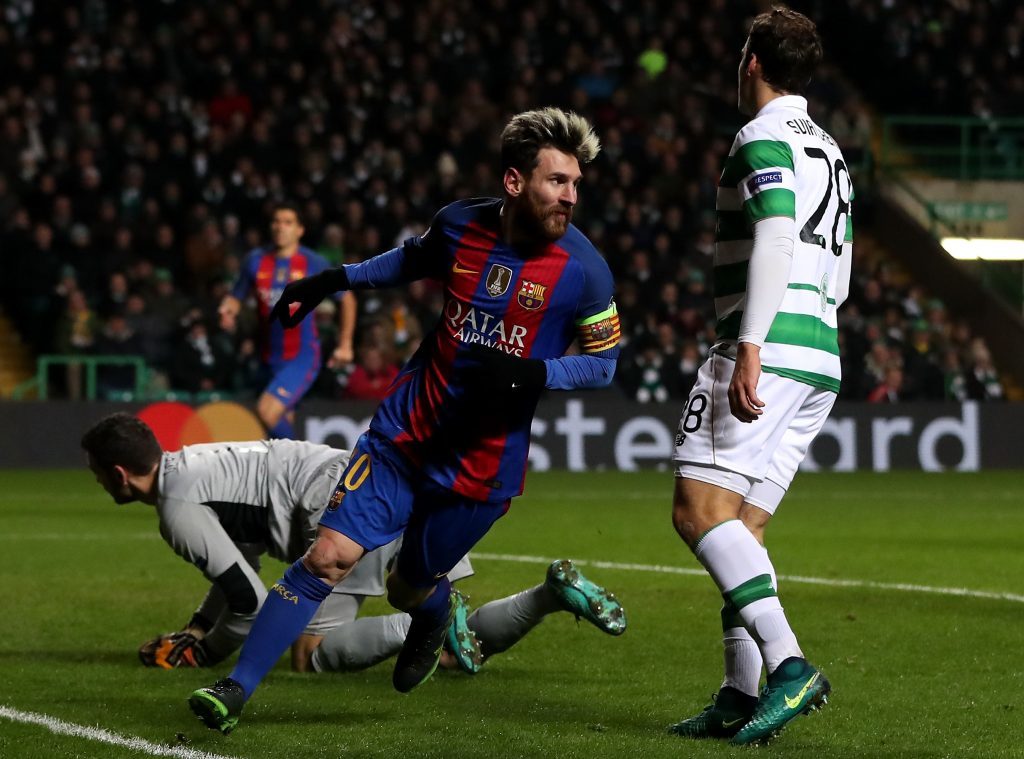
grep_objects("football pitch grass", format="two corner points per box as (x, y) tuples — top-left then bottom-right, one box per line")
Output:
(1, 469), (1022, 758)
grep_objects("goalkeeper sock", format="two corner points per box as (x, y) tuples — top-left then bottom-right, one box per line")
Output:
(694, 520), (801, 675)
(311, 613), (411, 672)
(467, 584), (560, 658)
(229, 560), (332, 698)
(269, 415), (294, 439)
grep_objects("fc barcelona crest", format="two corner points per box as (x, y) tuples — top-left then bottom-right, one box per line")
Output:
(517, 280), (547, 310)
(326, 484), (345, 512)
(588, 320), (614, 342)
(486, 264), (513, 297)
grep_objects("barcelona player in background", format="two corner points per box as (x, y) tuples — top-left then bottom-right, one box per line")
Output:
(189, 107), (622, 733)
(218, 202), (356, 438)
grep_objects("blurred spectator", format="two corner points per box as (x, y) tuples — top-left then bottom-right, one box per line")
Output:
(344, 346), (400, 402)
(149, 268), (190, 328)
(960, 339), (1004, 401)
(232, 337), (265, 396)
(171, 312), (233, 394)
(618, 336), (672, 403)
(185, 218), (228, 294)
(867, 363), (906, 404)
(673, 339), (702, 399)
(98, 271), (130, 318)
(52, 288), (98, 400)
(124, 292), (175, 376)
(93, 311), (145, 397)
(317, 223), (346, 266)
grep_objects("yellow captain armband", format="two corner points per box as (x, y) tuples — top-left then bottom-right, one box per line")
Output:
(575, 302), (621, 354)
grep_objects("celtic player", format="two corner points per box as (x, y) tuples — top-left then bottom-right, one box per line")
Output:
(669, 9), (850, 745)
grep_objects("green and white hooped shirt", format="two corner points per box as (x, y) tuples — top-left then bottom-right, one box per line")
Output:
(713, 95), (854, 393)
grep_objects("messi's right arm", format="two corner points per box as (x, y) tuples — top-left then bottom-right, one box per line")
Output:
(340, 217), (446, 289)
(271, 214), (446, 327)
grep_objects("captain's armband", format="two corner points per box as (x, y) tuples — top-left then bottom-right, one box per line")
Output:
(575, 302), (621, 354)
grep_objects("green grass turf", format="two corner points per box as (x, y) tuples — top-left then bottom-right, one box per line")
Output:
(1, 469), (1022, 758)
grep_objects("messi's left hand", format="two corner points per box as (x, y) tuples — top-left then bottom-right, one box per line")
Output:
(464, 344), (546, 395)
(270, 268), (351, 328)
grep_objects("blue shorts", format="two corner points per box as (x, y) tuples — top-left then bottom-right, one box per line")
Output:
(319, 431), (509, 588)
(262, 352), (320, 410)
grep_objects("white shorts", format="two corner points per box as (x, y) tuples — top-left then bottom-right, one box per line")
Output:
(303, 538), (475, 635)
(673, 352), (836, 514)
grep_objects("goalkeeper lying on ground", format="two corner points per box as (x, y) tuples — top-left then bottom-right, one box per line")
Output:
(81, 413), (626, 674)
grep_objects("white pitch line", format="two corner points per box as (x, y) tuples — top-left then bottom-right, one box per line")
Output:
(0, 706), (238, 759)
(2, 536), (1020, 604)
(469, 551), (1024, 604)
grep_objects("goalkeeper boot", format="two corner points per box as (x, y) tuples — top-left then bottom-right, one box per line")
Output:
(393, 592), (455, 693)
(731, 657), (830, 745)
(545, 559), (626, 635)
(444, 590), (483, 674)
(188, 677), (246, 735)
(668, 686), (758, 739)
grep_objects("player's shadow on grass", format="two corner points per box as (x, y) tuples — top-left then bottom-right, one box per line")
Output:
(0, 649), (133, 666)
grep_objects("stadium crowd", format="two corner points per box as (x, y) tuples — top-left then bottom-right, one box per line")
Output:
(817, 0), (1024, 118)
(0, 0), (1006, 403)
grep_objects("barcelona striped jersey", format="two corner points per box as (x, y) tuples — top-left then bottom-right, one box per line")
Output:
(345, 198), (620, 503)
(233, 245), (334, 366)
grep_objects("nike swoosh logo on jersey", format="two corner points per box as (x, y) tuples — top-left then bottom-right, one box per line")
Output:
(784, 672), (820, 710)
(452, 262), (479, 275)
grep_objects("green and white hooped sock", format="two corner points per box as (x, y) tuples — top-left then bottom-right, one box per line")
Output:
(695, 520), (801, 674)
(721, 601), (762, 698)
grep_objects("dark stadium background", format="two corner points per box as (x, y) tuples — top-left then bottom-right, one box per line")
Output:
(1, 0), (1020, 416)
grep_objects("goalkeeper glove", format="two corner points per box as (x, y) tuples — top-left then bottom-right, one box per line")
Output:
(138, 632), (215, 669)
(269, 267), (350, 328)
(464, 344), (546, 395)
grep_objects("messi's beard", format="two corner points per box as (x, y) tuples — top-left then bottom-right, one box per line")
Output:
(520, 195), (571, 243)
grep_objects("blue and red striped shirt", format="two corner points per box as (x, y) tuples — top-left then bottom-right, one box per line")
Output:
(344, 198), (620, 502)
(233, 246), (333, 365)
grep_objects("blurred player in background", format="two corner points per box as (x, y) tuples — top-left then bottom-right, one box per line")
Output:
(669, 9), (851, 745)
(219, 202), (356, 438)
(190, 107), (622, 733)
(81, 414), (625, 678)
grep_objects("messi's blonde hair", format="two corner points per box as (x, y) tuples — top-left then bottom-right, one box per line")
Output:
(500, 107), (600, 173)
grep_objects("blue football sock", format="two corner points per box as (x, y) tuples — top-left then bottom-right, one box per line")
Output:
(269, 415), (294, 439)
(412, 577), (452, 627)
(229, 560), (332, 699)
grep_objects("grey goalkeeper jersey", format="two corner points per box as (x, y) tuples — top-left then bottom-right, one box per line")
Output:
(158, 439), (342, 564)
(155, 440), (359, 657)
